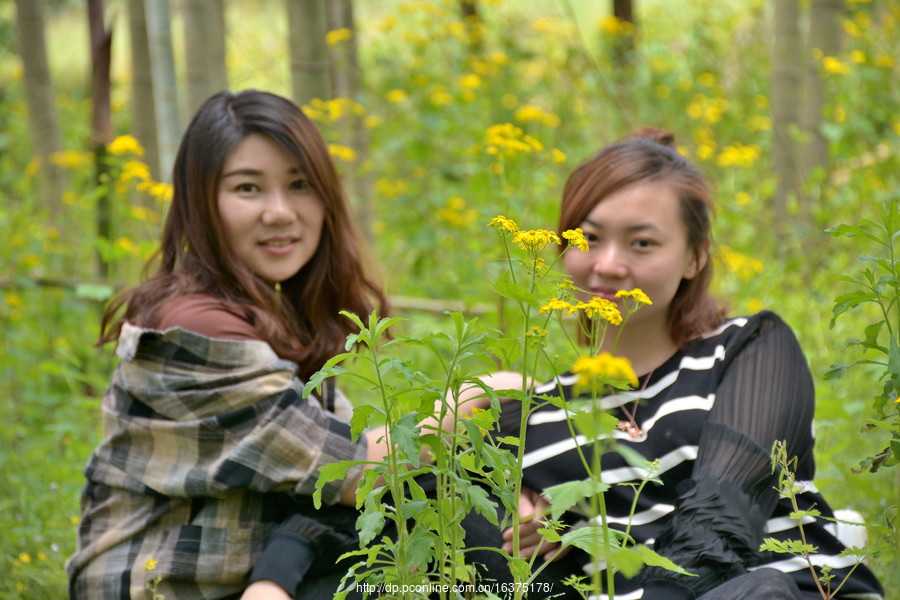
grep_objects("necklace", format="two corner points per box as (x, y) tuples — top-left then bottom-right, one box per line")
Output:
(616, 368), (654, 440)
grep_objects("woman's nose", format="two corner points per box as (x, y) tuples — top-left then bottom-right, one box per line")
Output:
(592, 244), (628, 279)
(261, 190), (293, 225)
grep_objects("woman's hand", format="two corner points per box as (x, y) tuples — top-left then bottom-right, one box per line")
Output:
(240, 580), (292, 600)
(501, 486), (570, 562)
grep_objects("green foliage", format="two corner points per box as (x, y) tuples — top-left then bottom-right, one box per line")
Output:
(3, 0), (900, 597)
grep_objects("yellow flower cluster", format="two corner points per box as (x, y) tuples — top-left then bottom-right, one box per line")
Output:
(107, 134), (144, 157)
(484, 123), (544, 157)
(325, 28), (352, 46)
(615, 289), (652, 305)
(716, 143), (761, 168)
(436, 197), (478, 228)
(719, 245), (763, 281)
(143, 557), (158, 572)
(539, 297), (623, 325)
(513, 229), (561, 251)
(385, 89), (408, 104)
(488, 215), (519, 234)
(303, 97), (366, 124)
(573, 352), (638, 392)
(513, 104), (561, 127)
(328, 144), (358, 163)
(598, 15), (634, 37)
(822, 56), (851, 75)
(686, 94), (729, 124)
(50, 149), (93, 170)
(562, 228), (589, 252)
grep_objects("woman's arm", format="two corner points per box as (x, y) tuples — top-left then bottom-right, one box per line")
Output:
(641, 313), (816, 599)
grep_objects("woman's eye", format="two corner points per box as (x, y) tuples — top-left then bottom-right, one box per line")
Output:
(290, 178), (310, 191)
(633, 239), (654, 249)
(235, 183), (259, 193)
(584, 232), (599, 243)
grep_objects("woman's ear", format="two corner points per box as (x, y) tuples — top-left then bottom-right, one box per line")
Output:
(684, 239), (710, 280)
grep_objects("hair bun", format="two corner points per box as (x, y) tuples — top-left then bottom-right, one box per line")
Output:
(632, 126), (676, 148)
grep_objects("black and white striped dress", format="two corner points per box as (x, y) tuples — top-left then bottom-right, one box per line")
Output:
(499, 311), (883, 599)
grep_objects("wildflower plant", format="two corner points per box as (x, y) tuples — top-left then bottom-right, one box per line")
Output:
(313, 215), (689, 599)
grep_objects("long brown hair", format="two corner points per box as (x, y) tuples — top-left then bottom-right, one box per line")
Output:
(100, 90), (388, 378)
(558, 127), (726, 347)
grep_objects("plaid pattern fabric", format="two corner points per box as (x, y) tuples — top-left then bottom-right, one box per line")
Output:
(66, 323), (367, 599)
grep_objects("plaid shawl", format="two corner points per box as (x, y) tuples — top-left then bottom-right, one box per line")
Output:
(66, 323), (367, 599)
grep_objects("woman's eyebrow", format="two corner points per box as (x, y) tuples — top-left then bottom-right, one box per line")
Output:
(582, 217), (661, 233)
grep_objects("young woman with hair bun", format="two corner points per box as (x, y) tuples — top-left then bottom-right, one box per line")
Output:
(472, 128), (885, 600)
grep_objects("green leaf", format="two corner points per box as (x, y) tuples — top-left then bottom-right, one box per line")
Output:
(492, 269), (540, 307)
(544, 479), (610, 519)
(349, 404), (378, 441)
(405, 527), (435, 571)
(464, 482), (499, 525)
(635, 545), (696, 576)
(560, 524), (625, 554)
(313, 461), (356, 509)
(75, 283), (113, 301)
(357, 509), (386, 546)
(390, 412), (422, 467)
(486, 336), (523, 367)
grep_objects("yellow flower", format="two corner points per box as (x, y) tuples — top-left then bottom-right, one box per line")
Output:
(385, 89), (408, 104)
(514, 104), (560, 127)
(550, 148), (567, 164)
(108, 134), (144, 157)
(25, 157), (41, 177)
(429, 84), (454, 106)
(457, 73), (482, 90)
(598, 15), (634, 37)
(50, 149), (93, 170)
(19, 552), (32, 564)
(325, 28), (352, 46)
(850, 50), (866, 64)
(575, 297), (623, 325)
(37, 551), (48, 561)
(697, 72), (717, 87)
(143, 557), (158, 572)
(716, 143), (761, 168)
(488, 215), (519, 234)
(749, 115), (772, 132)
(484, 123), (544, 157)
(513, 229), (561, 252)
(873, 53), (895, 68)
(615, 289), (652, 305)
(120, 160), (151, 183)
(539, 298), (575, 314)
(562, 228), (589, 252)
(735, 192), (751, 206)
(328, 144), (358, 163)
(572, 352), (638, 393)
(822, 56), (851, 75)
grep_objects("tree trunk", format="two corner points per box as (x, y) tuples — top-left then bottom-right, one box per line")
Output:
(14, 0), (66, 218)
(88, 0), (113, 278)
(183, 0), (228, 117)
(144, 0), (181, 179)
(802, 0), (843, 179)
(771, 0), (802, 236)
(128, 0), (161, 180)
(612, 0), (636, 63)
(287, 0), (331, 105)
(460, 0), (483, 52)
(326, 0), (373, 242)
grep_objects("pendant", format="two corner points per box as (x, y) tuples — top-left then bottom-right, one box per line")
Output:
(617, 420), (643, 440)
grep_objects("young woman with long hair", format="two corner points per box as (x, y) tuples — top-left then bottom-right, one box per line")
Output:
(67, 90), (390, 600)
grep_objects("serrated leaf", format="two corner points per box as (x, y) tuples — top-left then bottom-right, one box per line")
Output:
(313, 460), (357, 508)
(464, 483), (499, 525)
(635, 545), (696, 576)
(357, 509), (386, 546)
(544, 479), (610, 519)
(561, 524), (625, 554)
(390, 413), (422, 468)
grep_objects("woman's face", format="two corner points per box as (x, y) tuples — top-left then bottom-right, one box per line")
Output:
(564, 180), (705, 337)
(217, 133), (326, 284)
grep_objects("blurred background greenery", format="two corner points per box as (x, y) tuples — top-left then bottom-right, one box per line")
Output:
(1, 0), (898, 597)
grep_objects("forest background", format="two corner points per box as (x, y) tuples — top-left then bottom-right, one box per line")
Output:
(1, 0), (899, 597)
